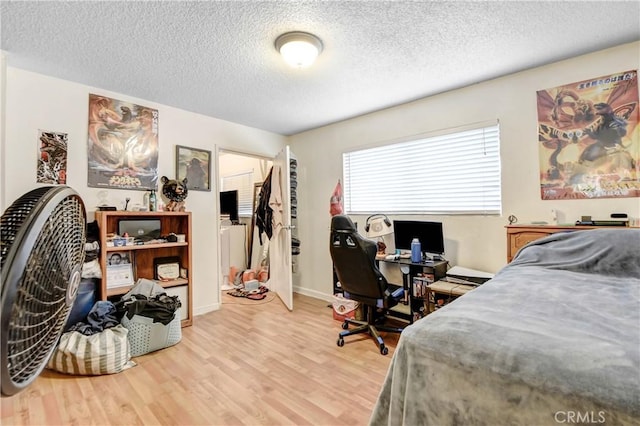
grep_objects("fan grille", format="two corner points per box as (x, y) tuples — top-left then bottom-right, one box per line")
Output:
(1, 188), (53, 270)
(1, 187), (85, 392)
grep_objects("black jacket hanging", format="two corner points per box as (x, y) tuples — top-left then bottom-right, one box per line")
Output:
(255, 166), (274, 244)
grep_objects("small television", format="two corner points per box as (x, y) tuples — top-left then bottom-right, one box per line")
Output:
(219, 190), (239, 223)
(393, 220), (445, 256)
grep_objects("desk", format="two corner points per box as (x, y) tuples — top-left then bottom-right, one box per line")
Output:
(377, 257), (448, 322)
(425, 280), (476, 314)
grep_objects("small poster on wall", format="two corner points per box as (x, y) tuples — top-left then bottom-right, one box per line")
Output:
(37, 130), (68, 185)
(175, 145), (211, 191)
(536, 70), (639, 200)
(87, 94), (159, 190)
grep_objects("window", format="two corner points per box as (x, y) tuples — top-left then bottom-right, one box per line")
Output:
(221, 171), (253, 217)
(343, 123), (501, 215)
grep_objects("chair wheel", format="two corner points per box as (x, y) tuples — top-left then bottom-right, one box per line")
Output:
(337, 338), (344, 347)
(380, 346), (388, 355)
(341, 321), (349, 330)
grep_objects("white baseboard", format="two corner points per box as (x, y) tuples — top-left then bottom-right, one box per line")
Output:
(194, 303), (220, 317)
(194, 290), (332, 317)
(293, 286), (333, 303)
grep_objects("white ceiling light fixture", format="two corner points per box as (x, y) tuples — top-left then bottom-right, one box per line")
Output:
(275, 31), (323, 69)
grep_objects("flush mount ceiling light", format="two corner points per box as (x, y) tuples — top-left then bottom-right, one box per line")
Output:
(275, 31), (323, 69)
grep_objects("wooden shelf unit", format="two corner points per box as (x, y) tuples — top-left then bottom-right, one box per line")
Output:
(95, 211), (193, 327)
(506, 224), (634, 262)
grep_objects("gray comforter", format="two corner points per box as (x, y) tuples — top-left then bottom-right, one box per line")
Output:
(370, 229), (640, 425)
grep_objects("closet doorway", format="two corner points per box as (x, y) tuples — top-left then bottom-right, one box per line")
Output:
(217, 149), (272, 293)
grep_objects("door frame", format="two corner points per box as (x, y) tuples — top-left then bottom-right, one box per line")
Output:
(215, 147), (274, 304)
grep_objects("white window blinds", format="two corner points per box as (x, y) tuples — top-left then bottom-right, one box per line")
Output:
(221, 171), (254, 217)
(343, 123), (501, 215)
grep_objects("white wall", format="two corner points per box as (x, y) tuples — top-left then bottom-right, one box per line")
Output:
(218, 150), (273, 224)
(2, 67), (287, 315)
(290, 42), (640, 300)
(0, 51), (6, 213)
(218, 151), (272, 184)
(3, 42), (639, 307)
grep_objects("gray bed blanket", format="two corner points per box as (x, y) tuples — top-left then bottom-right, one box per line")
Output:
(370, 229), (640, 426)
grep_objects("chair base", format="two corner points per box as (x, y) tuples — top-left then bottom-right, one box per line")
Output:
(336, 315), (404, 355)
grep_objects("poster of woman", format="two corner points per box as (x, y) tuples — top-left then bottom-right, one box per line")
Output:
(87, 94), (159, 190)
(536, 70), (639, 200)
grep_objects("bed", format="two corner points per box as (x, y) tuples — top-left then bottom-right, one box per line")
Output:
(370, 229), (640, 425)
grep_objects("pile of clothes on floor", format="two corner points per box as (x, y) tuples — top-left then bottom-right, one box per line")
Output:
(227, 285), (269, 300)
(226, 266), (270, 300)
(48, 279), (182, 375)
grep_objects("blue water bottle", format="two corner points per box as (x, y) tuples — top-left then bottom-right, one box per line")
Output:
(411, 238), (422, 263)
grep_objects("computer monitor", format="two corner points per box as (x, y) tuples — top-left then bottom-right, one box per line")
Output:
(219, 190), (239, 222)
(393, 220), (445, 256)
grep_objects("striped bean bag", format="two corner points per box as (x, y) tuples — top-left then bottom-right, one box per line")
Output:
(47, 325), (135, 375)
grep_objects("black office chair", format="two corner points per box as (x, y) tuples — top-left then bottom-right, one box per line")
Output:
(330, 215), (405, 355)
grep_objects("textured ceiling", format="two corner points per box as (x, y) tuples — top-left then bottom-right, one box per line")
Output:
(1, 1), (639, 136)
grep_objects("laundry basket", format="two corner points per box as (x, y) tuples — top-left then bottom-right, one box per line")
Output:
(119, 279), (182, 357)
(121, 311), (182, 357)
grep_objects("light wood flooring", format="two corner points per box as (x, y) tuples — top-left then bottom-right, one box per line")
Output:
(1, 293), (401, 425)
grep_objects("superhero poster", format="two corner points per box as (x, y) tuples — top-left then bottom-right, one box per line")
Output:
(536, 70), (639, 200)
(37, 130), (67, 185)
(87, 94), (159, 190)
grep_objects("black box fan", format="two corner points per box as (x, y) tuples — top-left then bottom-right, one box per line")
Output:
(1, 186), (86, 396)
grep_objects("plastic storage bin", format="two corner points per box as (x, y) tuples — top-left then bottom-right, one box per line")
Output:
(119, 278), (182, 357)
(121, 309), (182, 357)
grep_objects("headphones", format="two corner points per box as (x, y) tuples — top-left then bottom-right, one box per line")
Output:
(365, 214), (392, 234)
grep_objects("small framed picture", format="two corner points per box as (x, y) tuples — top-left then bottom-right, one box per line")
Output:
(154, 256), (181, 281)
(176, 145), (211, 191)
(106, 251), (134, 289)
(107, 251), (131, 266)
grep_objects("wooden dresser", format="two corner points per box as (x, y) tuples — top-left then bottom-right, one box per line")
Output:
(506, 224), (602, 262)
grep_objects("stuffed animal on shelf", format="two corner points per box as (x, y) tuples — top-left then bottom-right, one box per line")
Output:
(161, 176), (188, 212)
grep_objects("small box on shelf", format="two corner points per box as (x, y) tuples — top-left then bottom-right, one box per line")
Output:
(106, 236), (135, 247)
